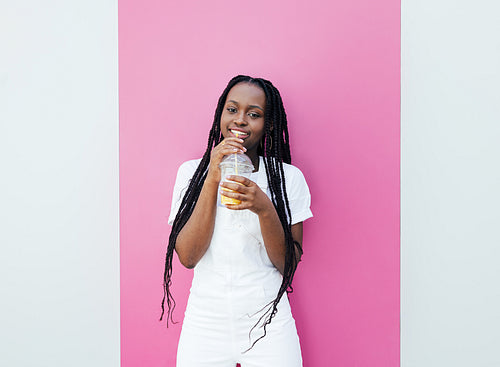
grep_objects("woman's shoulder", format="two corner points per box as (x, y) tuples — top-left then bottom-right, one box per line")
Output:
(260, 157), (310, 195)
(275, 160), (313, 223)
(177, 158), (202, 173)
(173, 158), (203, 184)
(262, 156), (303, 174)
(260, 157), (308, 184)
(281, 161), (307, 183)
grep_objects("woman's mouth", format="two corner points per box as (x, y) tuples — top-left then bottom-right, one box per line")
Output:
(229, 129), (249, 138)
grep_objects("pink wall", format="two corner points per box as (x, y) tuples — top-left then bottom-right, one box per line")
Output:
(119, 0), (400, 366)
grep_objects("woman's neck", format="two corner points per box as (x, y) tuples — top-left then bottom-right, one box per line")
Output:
(246, 150), (260, 172)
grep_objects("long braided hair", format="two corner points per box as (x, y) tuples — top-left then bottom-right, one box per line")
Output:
(160, 75), (302, 347)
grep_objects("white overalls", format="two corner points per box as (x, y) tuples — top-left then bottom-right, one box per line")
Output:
(168, 157), (313, 367)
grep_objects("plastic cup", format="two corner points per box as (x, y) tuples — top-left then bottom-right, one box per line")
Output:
(219, 153), (254, 205)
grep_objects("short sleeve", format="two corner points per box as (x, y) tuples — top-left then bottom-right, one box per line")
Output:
(168, 159), (200, 226)
(284, 164), (313, 225)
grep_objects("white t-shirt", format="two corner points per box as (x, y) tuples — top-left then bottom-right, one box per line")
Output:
(168, 156), (312, 226)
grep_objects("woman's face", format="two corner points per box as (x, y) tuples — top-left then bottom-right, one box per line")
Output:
(220, 82), (266, 153)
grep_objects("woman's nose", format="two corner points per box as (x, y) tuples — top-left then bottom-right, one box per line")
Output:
(234, 113), (247, 124)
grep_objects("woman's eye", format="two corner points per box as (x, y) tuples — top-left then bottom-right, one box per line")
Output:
(227, 107), (237, 113)
(248, 112), (261, 119)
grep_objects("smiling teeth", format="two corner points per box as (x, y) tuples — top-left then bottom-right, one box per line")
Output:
(230, 129), (248, 137)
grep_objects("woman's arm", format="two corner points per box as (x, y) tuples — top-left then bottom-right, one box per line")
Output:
(175, 137), (245, 268)
(174, 177), (218, 268)
(258, 207), (303, 275)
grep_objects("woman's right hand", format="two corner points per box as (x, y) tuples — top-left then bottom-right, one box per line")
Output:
(206, 137), (246, 184)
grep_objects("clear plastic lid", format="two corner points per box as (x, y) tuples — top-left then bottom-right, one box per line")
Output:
(219, 153), (254, 171)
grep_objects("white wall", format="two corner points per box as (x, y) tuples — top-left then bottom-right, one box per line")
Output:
(401, 0), (500, 366)
(0, 1), (120, 366)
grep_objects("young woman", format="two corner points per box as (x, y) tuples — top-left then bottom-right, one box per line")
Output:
(161, 75), (312, 367)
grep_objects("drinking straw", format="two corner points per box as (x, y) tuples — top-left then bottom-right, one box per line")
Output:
(234, 132), (239, 175)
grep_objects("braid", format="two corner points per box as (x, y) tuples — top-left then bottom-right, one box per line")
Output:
(161, 76), (302, 349)
(244, 78), (300, 349)
(160, 75), (250, 324)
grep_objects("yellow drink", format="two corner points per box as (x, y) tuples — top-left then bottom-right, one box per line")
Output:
(220, 181), (247, 205)
(218, 147), (253, 207)
(220, 187), (241, 205)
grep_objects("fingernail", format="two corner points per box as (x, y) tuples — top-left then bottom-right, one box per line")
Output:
(232, 148), (238, 151)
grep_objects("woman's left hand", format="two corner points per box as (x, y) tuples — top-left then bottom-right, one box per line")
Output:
(220, 176), (273, 215)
